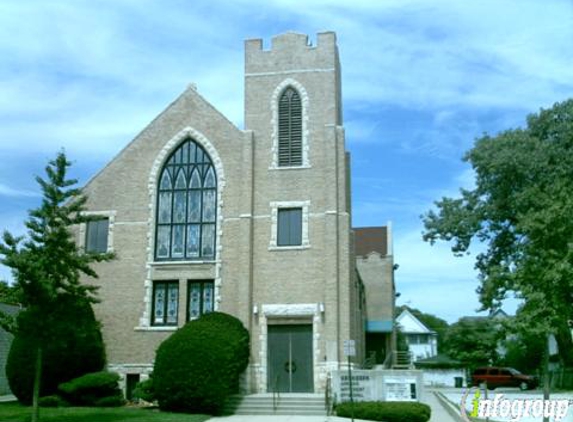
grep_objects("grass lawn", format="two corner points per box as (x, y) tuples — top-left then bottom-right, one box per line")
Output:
(0, 402), (212, 422)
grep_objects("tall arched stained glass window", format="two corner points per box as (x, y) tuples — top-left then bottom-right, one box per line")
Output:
(278, 87), (302, 167)
(155, 139), (217, 261)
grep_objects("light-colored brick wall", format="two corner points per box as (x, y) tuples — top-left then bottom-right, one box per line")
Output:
(80, 31), (363, 394)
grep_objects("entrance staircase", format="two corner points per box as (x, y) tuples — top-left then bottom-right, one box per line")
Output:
(225, 393), (326, 415)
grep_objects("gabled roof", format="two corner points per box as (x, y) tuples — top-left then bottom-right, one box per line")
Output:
(396, 308), (436, 334)
(354, 226), (388, 257)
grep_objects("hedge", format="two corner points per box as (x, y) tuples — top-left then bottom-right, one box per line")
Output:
(336, 401), (431, 422)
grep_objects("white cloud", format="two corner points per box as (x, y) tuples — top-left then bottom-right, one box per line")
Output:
(0, 183), (39, 198)
(0, 0), (571, 323)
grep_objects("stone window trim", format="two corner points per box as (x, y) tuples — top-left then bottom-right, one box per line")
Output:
(78, 210), (116, 253)
(270, 78), (310, 170)
(139, 127), (225, 330)
(269, 200), (310, 250)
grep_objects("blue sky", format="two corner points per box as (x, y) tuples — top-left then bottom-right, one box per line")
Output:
(1, 0), (572, 322)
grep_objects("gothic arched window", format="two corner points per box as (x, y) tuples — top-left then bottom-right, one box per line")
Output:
(278, 87), (302, 167)
(155, 139), (217, 261)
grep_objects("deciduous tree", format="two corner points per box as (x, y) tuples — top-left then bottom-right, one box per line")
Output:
(422, 99), (573, 366)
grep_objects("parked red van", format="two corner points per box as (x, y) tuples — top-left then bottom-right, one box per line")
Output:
(471, 367), (538, 390)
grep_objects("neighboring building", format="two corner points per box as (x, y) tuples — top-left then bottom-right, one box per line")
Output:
(414, 355), (466, 388)
(396, 308), (438, 362)
(354, 226), (396, 365)
(77, 32), (393, 395)
(0, 303), (19, 395)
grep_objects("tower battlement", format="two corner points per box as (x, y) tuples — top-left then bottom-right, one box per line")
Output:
(245, 31), (338, 74)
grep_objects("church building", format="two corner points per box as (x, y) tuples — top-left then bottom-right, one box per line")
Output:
(78, 31), (395, 396)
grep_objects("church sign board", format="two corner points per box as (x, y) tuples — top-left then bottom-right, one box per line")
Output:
(331, 369), (423, 403)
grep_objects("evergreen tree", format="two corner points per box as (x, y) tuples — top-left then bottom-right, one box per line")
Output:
(0, 152), (112, 421)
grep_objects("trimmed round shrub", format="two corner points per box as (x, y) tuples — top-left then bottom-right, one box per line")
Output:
(6, 296), (106, 404)
(133, 377), (156, 403)
(336, 401), (431, 422)
(153, 312), (249, 414)
(58, 371), (124, 407)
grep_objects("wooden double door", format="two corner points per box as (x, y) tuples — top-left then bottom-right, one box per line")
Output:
(267, 324), (313, 393)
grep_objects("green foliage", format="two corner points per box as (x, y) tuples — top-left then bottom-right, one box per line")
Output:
(0, 280), (22, 305)
(6, 296), (106, 404)
(133, 377), (155, 403)
(422, 99), (573, 365)
(38, 395), (69, 408)
(395, 323), (409, 352)
(153, 312), (249, 414)
(443, 317), (499, 368)
(0, 402), (212, 422)
(336, 401), (431, 422)
(498, 318), (545, 374)
(0, 152), (114, 416)
(58, 371), (123, 407)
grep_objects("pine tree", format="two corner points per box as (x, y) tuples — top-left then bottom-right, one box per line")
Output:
(0, 152), (112, 421)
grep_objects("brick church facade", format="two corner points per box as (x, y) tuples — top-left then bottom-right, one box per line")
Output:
(78, 31), (395, 396)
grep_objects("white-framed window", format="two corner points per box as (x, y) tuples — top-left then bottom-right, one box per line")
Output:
(270, 79), (310, 169)
(79, 210), (115, 253)
(277, 208), (302, 246)
(269, 201), (310, 249)
(86, 218), (109, 253)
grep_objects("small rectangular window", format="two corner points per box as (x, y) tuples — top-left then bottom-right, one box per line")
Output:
(277, 208), (302, 246)
(152, 281), (179, 326)
(86, 218), (109, 253)
(187, 281), (214, 321)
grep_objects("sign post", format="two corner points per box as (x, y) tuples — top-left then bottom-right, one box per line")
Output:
(343, 340), (356, 422)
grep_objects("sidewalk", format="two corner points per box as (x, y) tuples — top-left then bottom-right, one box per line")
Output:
(424, 390), (462, 422)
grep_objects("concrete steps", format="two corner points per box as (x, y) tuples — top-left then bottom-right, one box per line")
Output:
(225, 393), (326, 415)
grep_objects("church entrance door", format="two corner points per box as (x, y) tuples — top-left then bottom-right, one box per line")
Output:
(267, 324), (313, 393)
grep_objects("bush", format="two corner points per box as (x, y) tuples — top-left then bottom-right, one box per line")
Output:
(39, 395), (69, 408)
(153, 312), (249, 414)
(336, 401), (431, 422)
(58, 371), (124, 407)
(93, 395), (126, 407)
(6, 296), (106, 404)
(133, 377), (156, 403)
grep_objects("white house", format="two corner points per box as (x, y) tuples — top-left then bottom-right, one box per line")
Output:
(396, 309), (437, 362)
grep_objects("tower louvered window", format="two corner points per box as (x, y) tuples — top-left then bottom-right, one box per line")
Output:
(155, 139), (217, 261)
(278, 87), (303, 166)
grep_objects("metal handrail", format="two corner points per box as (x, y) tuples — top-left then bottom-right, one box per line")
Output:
(272, 375), (280, 412)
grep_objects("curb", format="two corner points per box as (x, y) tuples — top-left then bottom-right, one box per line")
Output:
(434, 391), (466, 422)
